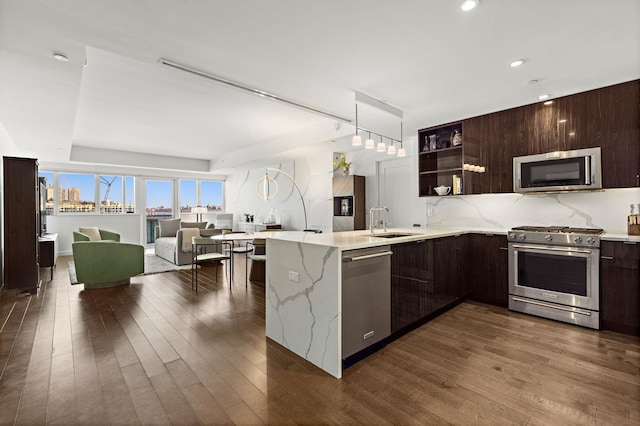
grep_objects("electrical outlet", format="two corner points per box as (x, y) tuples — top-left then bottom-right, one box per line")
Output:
(288, 271), (299, 282)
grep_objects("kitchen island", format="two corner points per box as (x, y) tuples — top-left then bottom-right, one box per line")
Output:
(264, 228), (466, 378)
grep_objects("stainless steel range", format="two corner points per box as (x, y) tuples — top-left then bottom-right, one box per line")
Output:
(508, 226), (603, 329)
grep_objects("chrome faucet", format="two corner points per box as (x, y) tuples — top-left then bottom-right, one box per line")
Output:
(369, 206), (389, 233)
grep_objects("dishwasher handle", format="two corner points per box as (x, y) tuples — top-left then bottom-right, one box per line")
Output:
(343, 250), (393, 262)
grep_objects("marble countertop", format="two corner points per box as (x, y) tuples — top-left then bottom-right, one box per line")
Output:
(264, 227), (470, 250)
(600, 233), (640, 243)
(264, 227), (640, 249)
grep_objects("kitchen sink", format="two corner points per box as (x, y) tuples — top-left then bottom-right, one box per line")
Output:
(370, 232), (418, 239)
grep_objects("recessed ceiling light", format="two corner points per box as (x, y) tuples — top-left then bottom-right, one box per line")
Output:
(543, 101), (553, 105)
(510, 59), (525, 68)
(53, 53), (69, 62)
(460, 0), (479, 11)
(538, 94), (551, 100)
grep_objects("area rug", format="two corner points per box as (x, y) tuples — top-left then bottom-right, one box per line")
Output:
(69, 254), (191, 285)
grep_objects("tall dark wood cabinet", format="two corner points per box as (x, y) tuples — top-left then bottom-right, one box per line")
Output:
(3, 156), (40, 293)
(332, 175), (365, 231)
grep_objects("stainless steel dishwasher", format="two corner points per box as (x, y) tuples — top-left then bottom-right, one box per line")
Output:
(342, 245), (392, 359)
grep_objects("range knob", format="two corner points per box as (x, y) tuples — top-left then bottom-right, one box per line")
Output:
(518, 234), (526, 240)
(586, 237), (596, 244)
(508, 232), (517, 240)
(574, 236), (583, 244)
(544, 235), (553, 242)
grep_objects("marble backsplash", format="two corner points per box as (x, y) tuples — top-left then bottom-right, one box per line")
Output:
(424, 188), (640, 234)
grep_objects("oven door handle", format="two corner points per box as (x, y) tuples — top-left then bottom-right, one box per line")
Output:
(511, 296), (593, 316)
(510, 244), (594, 254)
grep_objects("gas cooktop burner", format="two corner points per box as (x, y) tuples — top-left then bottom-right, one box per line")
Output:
(509, 226), (603, 247)
(512, 226), (603, 235)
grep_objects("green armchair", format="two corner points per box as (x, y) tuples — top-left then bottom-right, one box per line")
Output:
(72, 229), (144, 289)
(73, 228), (121, 242)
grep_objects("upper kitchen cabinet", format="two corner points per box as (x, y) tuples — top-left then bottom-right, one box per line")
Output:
(418, 79), (639, 195)
(556, 80), (640, 188)
(418, 122), (467, 196)
(463, 108), (518, 193)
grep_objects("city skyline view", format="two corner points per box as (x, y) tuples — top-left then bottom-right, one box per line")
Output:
(38, 172), (223, 213)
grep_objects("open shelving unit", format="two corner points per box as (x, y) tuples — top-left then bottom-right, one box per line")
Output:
(418, 122), (465, 197)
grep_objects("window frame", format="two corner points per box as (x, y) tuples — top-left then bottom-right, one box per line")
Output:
(38, 171), (137, 215)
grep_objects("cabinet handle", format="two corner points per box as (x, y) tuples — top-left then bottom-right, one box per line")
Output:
(601, 256), (614, 260)
(499, 247), (508, 251)
(623, 241), (638, 245)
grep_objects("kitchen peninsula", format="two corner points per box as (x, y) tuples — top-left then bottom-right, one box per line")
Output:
(265, 228), (640, 378)
(265, 228), (467, 378)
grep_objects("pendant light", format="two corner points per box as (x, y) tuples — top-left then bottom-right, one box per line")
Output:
(351, 104), (362, 146)
(365, 132), (375, 149)
(386, 140), (397, 155)
(376, 135), (386, 152)
(397, 121), (406, 157)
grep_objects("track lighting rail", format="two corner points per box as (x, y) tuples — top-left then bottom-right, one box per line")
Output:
(159, 58), (352, 123)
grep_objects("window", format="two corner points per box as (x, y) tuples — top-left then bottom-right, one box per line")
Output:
(146, 180), (174, 243)
(201, 180), (223, 212)
(178, 179), (223, 217)
(38, 171), (54, 214)
(39, 172), (136, 214)
(145, 180), (173, 218)
(99, 175), (122, 213)
(179, 180), (197, 215)
(59, 173), (95, 213)
(99, 175), (135, 214)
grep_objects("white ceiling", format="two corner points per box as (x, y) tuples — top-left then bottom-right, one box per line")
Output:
(1, 0), (638, 175)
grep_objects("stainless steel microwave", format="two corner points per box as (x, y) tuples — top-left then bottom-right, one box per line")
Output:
(513, 147), (602, 193)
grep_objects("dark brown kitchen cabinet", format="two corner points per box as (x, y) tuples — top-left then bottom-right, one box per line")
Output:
(391, 240), (434, 332)
(556, 80), (640, 188)
(468, 234), (509, 307)
(3, 156), (40, 293)
(391, 236), (468, 333)
(463, 108), (519, 194)
(418, 122), (466, 196)
(600, 241), (640, 336)
(420, 79), (639, 193)
(433, 235), (466, 310)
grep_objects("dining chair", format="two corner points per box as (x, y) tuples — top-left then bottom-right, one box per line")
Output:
(245, 237), (267, 287)
(221, 231), (253, 253)
(191, 236), (232, 292)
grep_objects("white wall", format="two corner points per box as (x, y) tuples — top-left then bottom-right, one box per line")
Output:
(50, 213), (142, 256)
(225, 156), (334, 232)
(223, 135), (425, 232)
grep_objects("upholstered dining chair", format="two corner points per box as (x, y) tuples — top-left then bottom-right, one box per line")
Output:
(191, 236), (232, 292)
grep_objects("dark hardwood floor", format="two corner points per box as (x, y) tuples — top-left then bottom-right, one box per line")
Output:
(1, 255), (639, 425)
